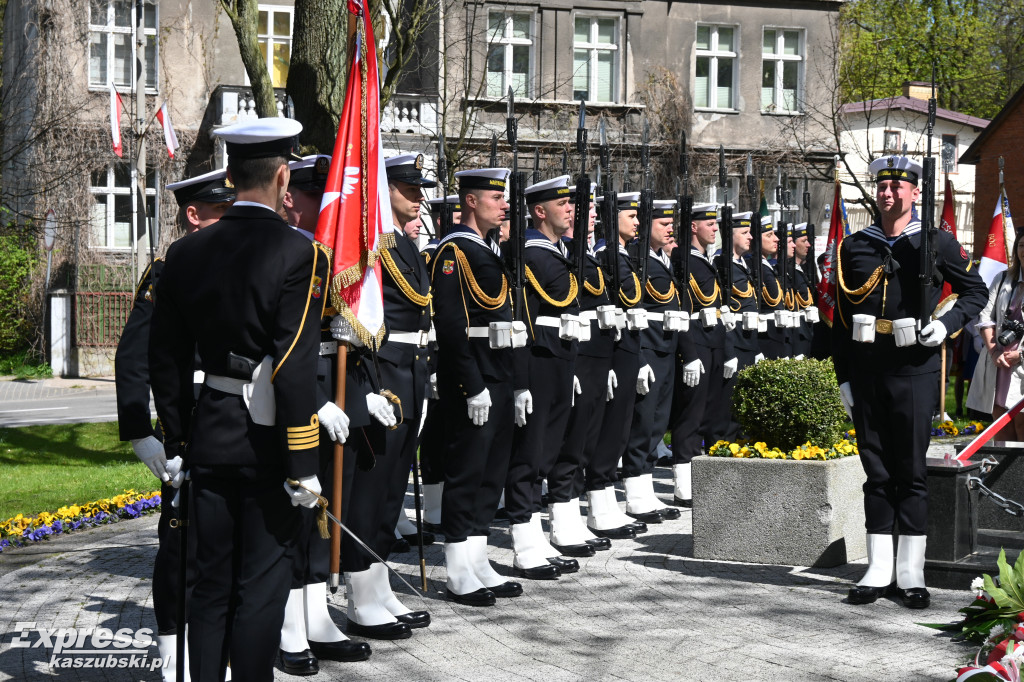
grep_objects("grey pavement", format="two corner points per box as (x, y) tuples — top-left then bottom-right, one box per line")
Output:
(0, 376), (124, 428)
(0, 472), (976, 682)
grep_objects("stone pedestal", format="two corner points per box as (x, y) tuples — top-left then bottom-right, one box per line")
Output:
(692, 454), (867, 567)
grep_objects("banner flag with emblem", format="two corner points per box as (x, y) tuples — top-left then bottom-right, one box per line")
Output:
(939, 178), (958, 299)
(816, 178), (848, 326)
(313, 0), (393, 347)
(978, 185), (1015, 287)
(109, 82), (124, 158)
(155, 102), (179, 159)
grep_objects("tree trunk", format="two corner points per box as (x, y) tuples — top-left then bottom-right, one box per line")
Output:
(221, 0), (277, 118)
(288, 0), (349, 154)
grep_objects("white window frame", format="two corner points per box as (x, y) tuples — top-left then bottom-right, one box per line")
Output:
(883, 130), (902, 154)
(694, 24), (738, 112)
(256, 4), (293, 89)
(89, 165), (159, 251)
(705, 178), (740, 206)
(760, 28), (804, 114)
(88, 0), (158, 93)
(486, 10), (535, 99)
(572, 14), (620, 104)
(941, 134), (959, 174)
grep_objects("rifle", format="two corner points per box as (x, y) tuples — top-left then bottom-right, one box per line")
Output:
(561, 149), (568, 176)
(775, 166), (789, 309)
(746, 154), (762, 312)
(920, 65), (938, 329)
(436, 133), (453, 237)
(506, 86), (527, 323)
(673, 133), (692, 304)
(636, 116), (653, 287)
(175, 475), (189, 682)
(598, 118), (621, 302)
(621, 161), (631, 193)
(532, 148), (541, 184)
(803, 190), (817, 291)
(718, 144), (733, 306)
(572, 100), (591, 287)
(489, 133), (498, 168)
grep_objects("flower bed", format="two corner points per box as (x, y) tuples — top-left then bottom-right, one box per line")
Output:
(0, 489), (161, 552)
(708, 438), (858, 461)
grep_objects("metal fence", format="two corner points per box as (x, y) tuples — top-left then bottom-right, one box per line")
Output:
(74, 292), (133, 347)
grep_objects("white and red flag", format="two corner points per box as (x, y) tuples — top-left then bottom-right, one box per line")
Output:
(939, 178), (959, 299)
(109, 83), (124, 158)
(314, 0), (393, 347)
(978, 186), (1016, 287)
(816, 179), (848, 326)
(155, 102), (180, 158)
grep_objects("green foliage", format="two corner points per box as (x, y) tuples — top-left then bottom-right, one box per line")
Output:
(732, 358), (847, 451)
(0, 227), (37, 356)
(0, 351), (51, 379)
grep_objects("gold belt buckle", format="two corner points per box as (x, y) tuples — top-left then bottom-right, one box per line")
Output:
(875, 319), (893, 335)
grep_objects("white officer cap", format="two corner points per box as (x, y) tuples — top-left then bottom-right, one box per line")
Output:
(525, 175), (572, 204)
(288, 154), (332, 192)
(455, 168), (510, 191)
(869, 155), (923, 185)
(213, 117), (304, 161)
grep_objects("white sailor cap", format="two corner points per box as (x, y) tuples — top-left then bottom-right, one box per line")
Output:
(653, 199), (677, 218)
(760, 215), (775, 233)
(455, 168), (510, 191)
(691, 203), (718, 221)
(729, 211), (753, 229)
(213, 117), (304, 161)
(288, 154), (331, 192)
(869, 155), (922, 185)
(616, 191), (640, 210)
(525, 175), (572, 204)
(791, 222), (809, 239)
(165, 168), (235, 207)
(385, 153), (437, 187)
(426, 195), (461, 212)
(568, 182), (598, 203)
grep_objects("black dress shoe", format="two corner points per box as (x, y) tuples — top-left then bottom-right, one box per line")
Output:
(658, 507), (682, 521)
(395, 611), (430, 628)
(512, 564), (561, 580)
(401, 531), (436, 547)
(391, 537), (411, 554)
(656, 455), (673, 467)
(673, 496), (692, 508)
(488, 581), (524, 598)
(626, 510), (663, 524)
(345, 620), (412, 640)
(308, 639), (372, 662)
(627, 521), (648, 534)
(588, 524), (636, 540)
(547, 556), (580, 573)
(446, 587), (495, 606)
(585, 537), (612, 550)
(280, 649), (318, 676)
(897, 587), (931, 609)
(552, 542), (596, 557)
(847, 583), (892, 605)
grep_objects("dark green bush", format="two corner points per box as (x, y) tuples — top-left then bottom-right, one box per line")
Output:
(0, 228), (35, 356)
(732, 357), (846, 451)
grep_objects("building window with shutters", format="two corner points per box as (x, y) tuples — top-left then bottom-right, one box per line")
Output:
(573, 15), (618, 103)
(88, 0), (158, 92)
(257, 5), (293, 88)
(486, 10), (534, 98)
(761, 28), (803, 113)
(695, 25), (737, 111)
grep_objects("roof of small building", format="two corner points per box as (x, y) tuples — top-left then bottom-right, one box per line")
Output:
(840, 96), (990, 131)
(959, 81), (1024, 165)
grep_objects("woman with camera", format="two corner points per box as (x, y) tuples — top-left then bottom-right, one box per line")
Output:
(968, 231), (1024, 439)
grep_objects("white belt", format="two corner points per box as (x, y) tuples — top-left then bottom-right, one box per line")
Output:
(759, 313), (774, 322)
(535, 316), (561, 328)
(646, 312), (665, 322)
(467, 326), (490, 338)
(319, 341), (338, 356)
(578, 310), (599, 322)
(205, 374), (246, 396)
(389, 330), (430, 346)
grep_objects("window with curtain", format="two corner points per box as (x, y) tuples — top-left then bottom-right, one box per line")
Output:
(258, 5), (293, 88)
(761, 28), (803, 113)
(89, 164), (158, 250)
(487, 11), (533, 98)
(573, 15), (618, 103)
(88, 0), (157, 91)
(695, 25), (737, 111)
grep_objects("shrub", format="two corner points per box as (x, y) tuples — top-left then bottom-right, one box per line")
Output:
(0, 227), (36, 356)
(732, 357), (847, 451)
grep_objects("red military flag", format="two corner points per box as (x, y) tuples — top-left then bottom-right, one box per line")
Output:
(155, 102), (180, 159)
(978, 186), (1016, 287)
(314, 0), (394, 347)
(816, 179), (847, 326)
(939, 178), (958, 300)
(109, 83), (124, 158)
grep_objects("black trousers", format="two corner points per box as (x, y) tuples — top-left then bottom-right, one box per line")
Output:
(438, 375), (514, 542)
(585, 348), (640, 491)
(549, 353), (613, 503)
(153, 481), (197, 634)
(759, 320), (788, 359)
(623, 350), (675, 478)
(418, 398), (444, 485)
(850, 370), (936, 535)
(670, 343), (726, 464)
(188, 470), (301, 682)
(506, 351), (575, 524)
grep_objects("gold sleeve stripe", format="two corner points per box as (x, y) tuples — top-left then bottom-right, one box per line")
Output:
(286, 415), (320, 435)
(288, 439), (319, 451)
(287, 435), (320, 447)
(273, 245), (323, 383)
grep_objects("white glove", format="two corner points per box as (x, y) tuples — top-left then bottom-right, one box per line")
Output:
(329, 316), (364, 347)
(366, 392), (397, 427)
(838, 381), (855, 420)
(682, 359), (704, 387)
(429, 373), (439, 400)
(572, 375), (582, 407)
(754, 353), (766, 364)
(636, 364), (655, 395)
(606, 369), (618, 401)
(285, 475), (322, 508)
(318, 401), (350, 443)
(721, 307), (737, 332)
(723, 357), (739, 379)
(467, 388), (492, 426)
(794, 354), (806, 360)
(919, 320), (947, 347)
(131, 436), (170, 483)
(165, 456), (186, 489)
(514, 389), (533, 427)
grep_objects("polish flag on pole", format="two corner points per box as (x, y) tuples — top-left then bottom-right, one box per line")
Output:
(816, 178), (848, 326)
(313, 0), (392, 347)
(939, 178), (958, 299)
(977, 186), (1016, 287)
(109, 83), (124, 158)
(155, 102), (180, 158)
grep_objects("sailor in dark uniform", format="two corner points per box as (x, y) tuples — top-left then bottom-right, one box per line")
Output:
(149, 118), (329, 682)
(431, 167), (523, 606)
(834, 155), (986, 609)
(587, 192), (648, 539)
(547, 183), (615, 553)
(622, 199), (685, 523)
(754, 216), (789, 359)
(791, 223), (816, 358)
(505, 175), (583, 578)
(114, 168), (234, 682)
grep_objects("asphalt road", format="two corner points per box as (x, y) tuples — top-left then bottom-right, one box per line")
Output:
(0, 377), (128, 428)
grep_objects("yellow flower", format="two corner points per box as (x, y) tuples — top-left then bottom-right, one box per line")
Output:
(729, 443), (740, 455)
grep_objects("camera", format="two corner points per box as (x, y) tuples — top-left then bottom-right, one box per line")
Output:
(997, 319), (1024, 347)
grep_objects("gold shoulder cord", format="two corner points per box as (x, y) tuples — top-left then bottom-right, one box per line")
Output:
(525, 265), (579, 307)
(761, 274), (784, 307)
(732, 280), (754, 298)
(796, 287), (814, 308)
(646, 278), (677, 304)
(620, 272), (642, 306)
(584, 267), (605, 296)
(784, 290), (795, 311)
(836, 240), (888, 311)
(381, 247), (431, 308)
(688, 274), (720, 307)
(453, 245), (508, 310)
